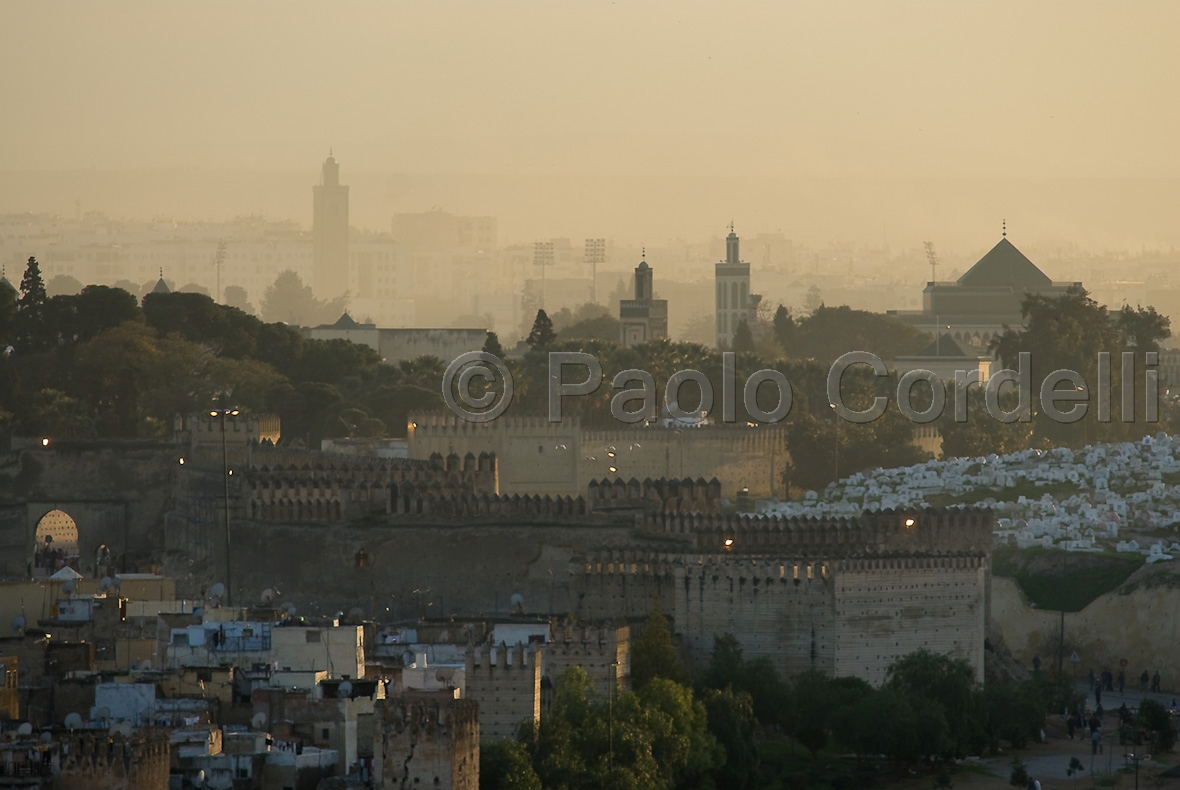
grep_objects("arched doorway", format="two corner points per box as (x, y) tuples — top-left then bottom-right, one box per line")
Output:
(34, 510), (79, 576)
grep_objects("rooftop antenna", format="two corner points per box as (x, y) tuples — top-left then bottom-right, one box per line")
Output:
(1002, 218), (1007, 238)
(728, 220), (735, 234)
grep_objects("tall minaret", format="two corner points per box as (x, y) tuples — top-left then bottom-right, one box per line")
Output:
(715, 222), (751, 348)
(313, 151), (350, 303)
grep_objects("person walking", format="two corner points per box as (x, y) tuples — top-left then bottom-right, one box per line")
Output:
(1091, 728), (1101, 755)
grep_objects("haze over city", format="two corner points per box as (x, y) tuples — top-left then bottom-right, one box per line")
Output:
(3, 1), (1180, 250)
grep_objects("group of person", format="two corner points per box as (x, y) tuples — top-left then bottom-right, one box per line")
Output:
(1064, 710), (1105, 755)
(1088, 667), (1163, 699)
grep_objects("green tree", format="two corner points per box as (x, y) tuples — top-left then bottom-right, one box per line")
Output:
(772, 304), (794, 353)
(1137, 698), (1176, 752)
(18, 256), (46, 310)
(532, 667), (720, 790)
(74, 285), (143, 342)
(526, 309), (557, 350)
(143, 290), (260, 359)
(991, 285), (1170, 447)
(483, 331), (505, 357)
(732, 318), (756, 354)
(631, 601), (688, 690)
(937, 384), (1033, 459)
(14, 256), (49, 353)
(223, 285), (256, 315)
(46, 274), (83, 296)
(790, 304), (928, 365)
(985, 680), (1046, 749)
(19, 388), (95, 438)
(368, 384), (443, 438)
(886, 649), (988, 759)
(1009, 757), (1029, 787)
(0, 276), (17, 348)
(260, 270), (348, 326)
(293, 338), (382, 384)
(480, 739), (542, 790)
(701, 686), (759, 789)
(1118, 304), (1171, 355)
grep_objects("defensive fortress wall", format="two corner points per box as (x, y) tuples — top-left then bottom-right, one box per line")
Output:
(406, 412), (788, 498)
(0, 419), (990, 687)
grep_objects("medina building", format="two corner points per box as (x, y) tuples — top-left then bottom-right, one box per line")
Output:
(888, 232), (1081, 352)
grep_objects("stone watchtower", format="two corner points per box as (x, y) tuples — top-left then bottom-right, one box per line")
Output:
(375, 691), (479, 790)
(463, 642), (541, 742)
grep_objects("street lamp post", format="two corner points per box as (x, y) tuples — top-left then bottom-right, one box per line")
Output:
(210, 408), (240, 607)
(1126, 752), (1150, 790)
(609, 659), (619, 772)
(829, 402), (839, 483)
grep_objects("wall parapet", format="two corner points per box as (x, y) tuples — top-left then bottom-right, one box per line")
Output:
(636, 507), (993, 557)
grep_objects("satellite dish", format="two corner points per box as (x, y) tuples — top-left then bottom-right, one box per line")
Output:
(111, 576), (121, 588)
(251, 711), (268, 729)
(11, 615), (26, 632)
(64, 713), (83, 730)
(100, 577), (113, 592)
(109, 721), (133, 738)
(195, 769), (206, 787)
(208, 583), (226, 601)
(39, 732), (53, 744)
(281, 602), (296, 617)
(260, 588), (276, 605)
(338, 680), (353, 698)
(62, 580), (75, 595)
(17, 723), (33, 736)
(510, 593), (525, 611)
(96, 707), (111, 722)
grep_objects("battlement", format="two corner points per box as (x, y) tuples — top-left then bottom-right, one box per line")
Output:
(409, 412), (581, 434)
(175, 412), (281, 445)
(380, 693), (480, 737)
(464, 642), (542, 743)
(465, 642), (540, 671)
(637, 507), (993, 556)
(588, 476), (722, 513)
(394, 491), (589, 519)
(242, 447), (498, 523)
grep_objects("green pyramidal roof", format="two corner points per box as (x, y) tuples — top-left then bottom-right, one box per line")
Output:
(956, 238), (1052, 288)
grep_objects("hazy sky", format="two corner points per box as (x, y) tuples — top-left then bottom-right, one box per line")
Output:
(2, 1), (1178, 247)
